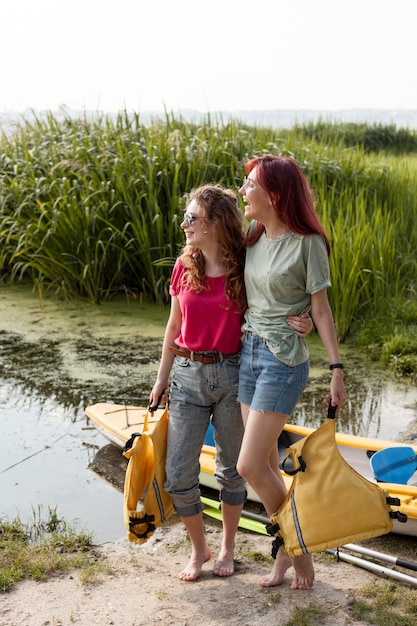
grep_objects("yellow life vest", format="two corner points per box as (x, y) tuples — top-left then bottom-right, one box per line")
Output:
(268, 406), (406, 558)
(122, 406), (174, 544)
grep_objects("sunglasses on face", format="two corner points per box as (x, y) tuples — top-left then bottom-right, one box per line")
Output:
(241, 176), (256, 189)
(182, 213), (203, 225)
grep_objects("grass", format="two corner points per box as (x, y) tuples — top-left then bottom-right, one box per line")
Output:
(347, 580), (417, 625)
(0, 506), (110, 592)
(282, 602), (329, 626)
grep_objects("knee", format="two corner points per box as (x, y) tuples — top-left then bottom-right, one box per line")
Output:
(236, 458), (252, 483)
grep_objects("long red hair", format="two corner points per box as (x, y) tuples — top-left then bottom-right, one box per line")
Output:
(243, 154), (330, 256)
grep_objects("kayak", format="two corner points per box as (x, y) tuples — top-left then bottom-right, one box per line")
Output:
(85, 402), (417, 538)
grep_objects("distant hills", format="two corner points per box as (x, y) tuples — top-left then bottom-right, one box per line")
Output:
(219, 108), (417, 129)
(161, 108), (417, 129)
(1, 107), (417, 129)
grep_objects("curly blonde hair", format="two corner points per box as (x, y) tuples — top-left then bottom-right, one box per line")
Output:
(181, 185), (247, 313)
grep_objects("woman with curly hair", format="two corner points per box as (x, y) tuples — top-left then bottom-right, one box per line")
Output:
(150, 184), (312, 581)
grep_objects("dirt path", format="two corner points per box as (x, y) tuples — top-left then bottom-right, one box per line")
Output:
(1, 517), (379, 626)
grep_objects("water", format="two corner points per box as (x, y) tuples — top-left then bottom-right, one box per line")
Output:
(293, 380), (417, 441)
(0, 380), (125, 544)
(2, 374), (417, 546)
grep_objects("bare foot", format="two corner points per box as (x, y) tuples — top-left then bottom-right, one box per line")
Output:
(259, 546), (292, 587)
(213, 547), (234, 577)
(179, 546), (212, 582)
(291, 553), (314, 590)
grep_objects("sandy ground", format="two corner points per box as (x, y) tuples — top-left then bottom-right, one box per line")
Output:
(1, 516), (379, 626)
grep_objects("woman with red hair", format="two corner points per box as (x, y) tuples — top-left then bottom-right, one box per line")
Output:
(236, 155), (347, 590)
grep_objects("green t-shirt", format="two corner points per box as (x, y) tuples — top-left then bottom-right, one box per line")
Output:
(242, 229), (331, 366)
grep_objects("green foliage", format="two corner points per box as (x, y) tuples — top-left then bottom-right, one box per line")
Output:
(354, 298), (417, 379)
(1, 113), (417, 367)
(282, 602), (329, 626)
(0, 506), (95, 592)
(348, 580), (417, 625)
(291, 120), (417, 154)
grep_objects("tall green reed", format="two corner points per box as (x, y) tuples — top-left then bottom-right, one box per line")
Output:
(1, 113), (416, 342)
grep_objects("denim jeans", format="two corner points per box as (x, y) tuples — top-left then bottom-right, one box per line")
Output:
(165, 354), (247, 517)
(238, 331), (309, 415)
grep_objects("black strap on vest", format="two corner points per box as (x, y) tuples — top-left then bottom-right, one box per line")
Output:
(266, 522), (280, 536)
(271, 537), (284, 559)
(389, 510), (408, 523)
(122, 432), (142, 453)
(265, 522), (285, 558)
(281, 403), (337, 476)
(129, 513), (156, 540)
(281, 454), (306, 476)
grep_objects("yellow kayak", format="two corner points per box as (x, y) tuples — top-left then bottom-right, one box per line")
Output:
(85, 402), (417, 537)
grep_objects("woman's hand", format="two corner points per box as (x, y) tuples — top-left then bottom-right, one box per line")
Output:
(149, 384), (169, 413)
(328, 369), (348, 408)
(287, 313), (313, 337)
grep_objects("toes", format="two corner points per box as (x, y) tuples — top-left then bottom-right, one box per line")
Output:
(213, 561), (234, 577)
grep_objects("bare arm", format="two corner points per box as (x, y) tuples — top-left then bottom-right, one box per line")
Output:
(311, 288), (347, 408)
(149, 295), (182, 410)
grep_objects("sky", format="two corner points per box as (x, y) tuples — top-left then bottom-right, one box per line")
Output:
(2, 0), (417, 115)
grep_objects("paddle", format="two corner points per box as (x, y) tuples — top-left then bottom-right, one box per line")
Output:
(201, 496), (269, 535)
(370, 446), (417, 484)
(342, 543), (417, 572)
(327, 548), (417, 587)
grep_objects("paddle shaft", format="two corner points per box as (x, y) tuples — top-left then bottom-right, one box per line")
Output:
(201, 496), (269, 526)
(203, 505), (268, 535)
(327, 549), (417, 587)
(343, 543), (417, 572)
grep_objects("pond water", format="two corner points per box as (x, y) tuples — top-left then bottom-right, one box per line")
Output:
(0, 380), (125, 543)
(2, 371), (417, 545)
(1, 286), (417, 545)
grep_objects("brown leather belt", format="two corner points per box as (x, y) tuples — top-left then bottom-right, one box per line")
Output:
(169, 345), (239, 364)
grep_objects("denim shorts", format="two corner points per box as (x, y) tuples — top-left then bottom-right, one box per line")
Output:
(165, 354), (247, 518)
(238, 331), (309, 415)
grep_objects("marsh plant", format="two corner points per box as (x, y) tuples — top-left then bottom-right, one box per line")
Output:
(0, 506), (102, 592)
(1, 113), (416, 359)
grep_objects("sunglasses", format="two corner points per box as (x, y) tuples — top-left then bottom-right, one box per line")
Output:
(182, 213), (204, 226)
(241, 176), (256, 189)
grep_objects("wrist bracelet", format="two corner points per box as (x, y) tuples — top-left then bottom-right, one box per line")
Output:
(329, 363), (344, 370)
